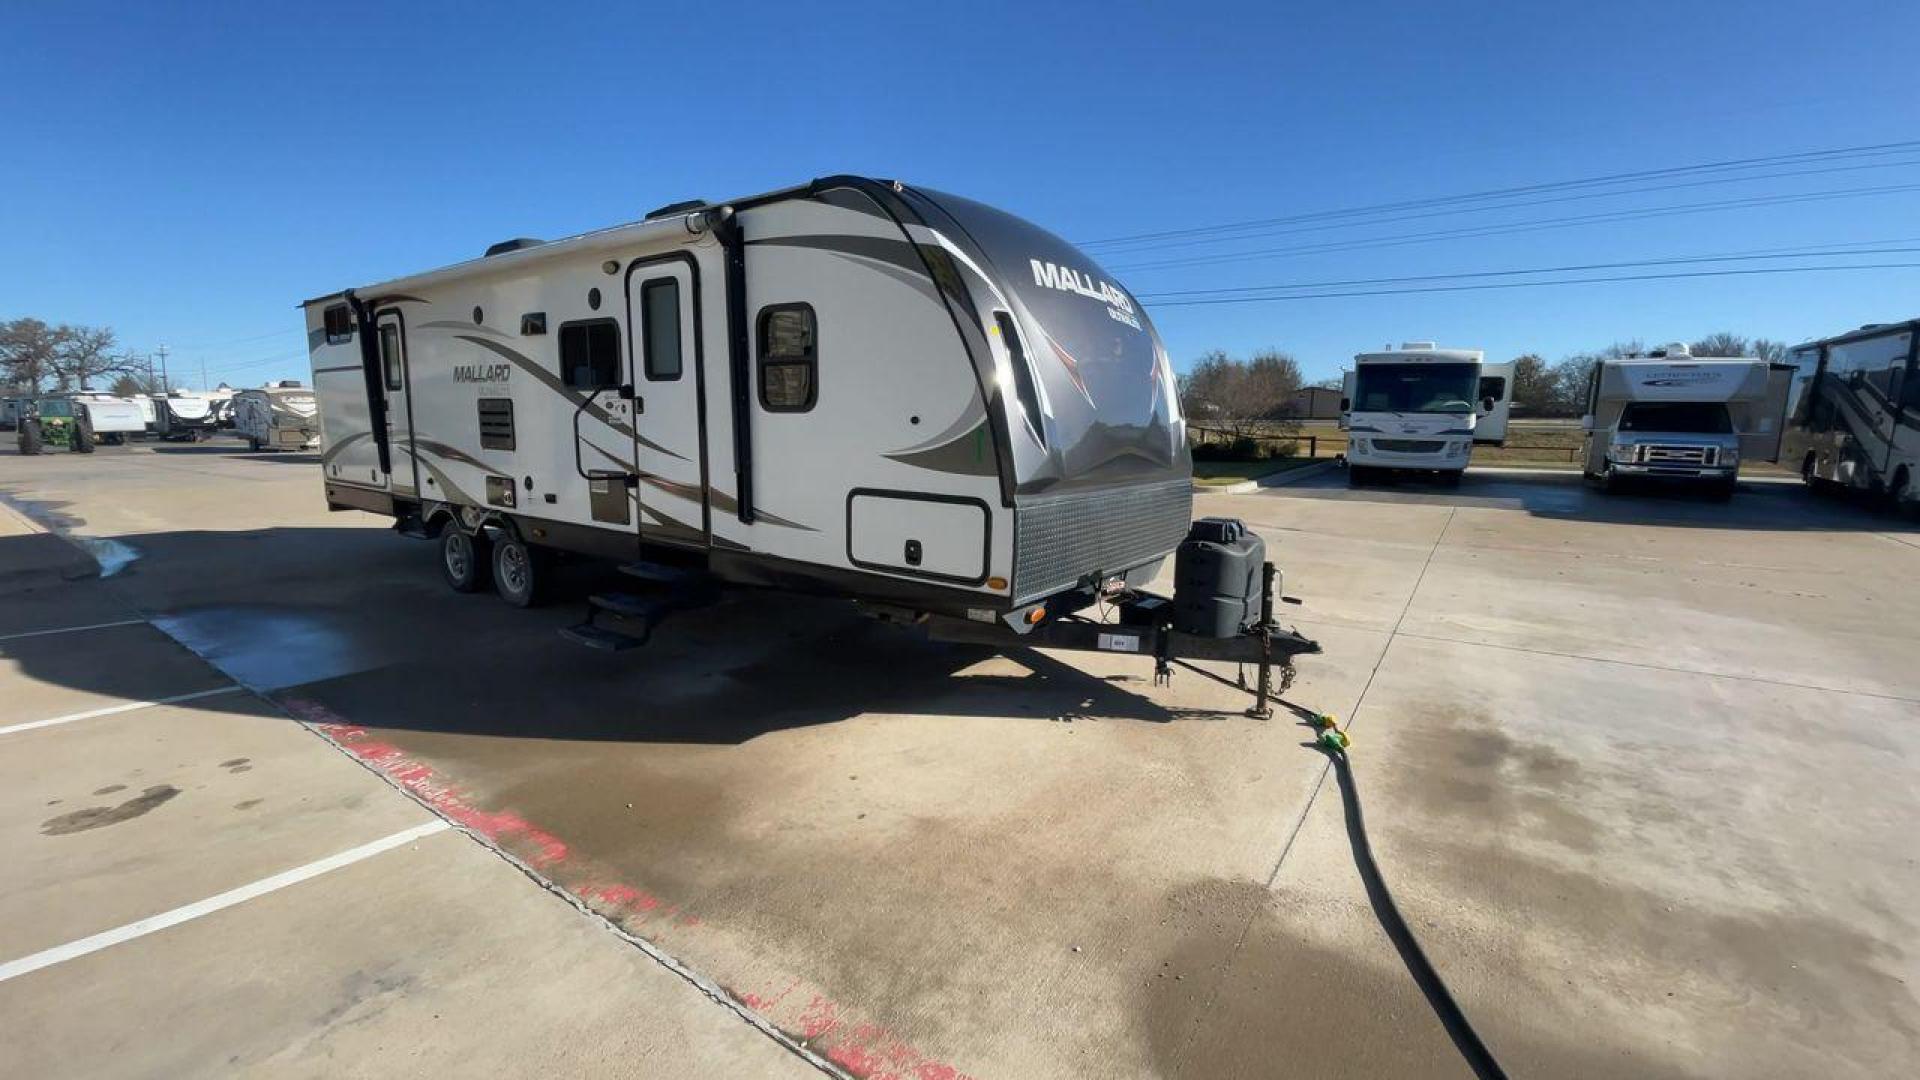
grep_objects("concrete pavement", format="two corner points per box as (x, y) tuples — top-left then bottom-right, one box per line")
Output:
(2, 442), (1917, 1077)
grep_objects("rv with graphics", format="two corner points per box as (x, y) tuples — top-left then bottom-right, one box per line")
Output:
(1580, 346), (1793, 498)
(1783, 319), (1920, 511)
(303, 176), (1317, 695)
(1339, 343), (1513, 485)
(153, 391), (220, 441)
(234, 382), (320, 451)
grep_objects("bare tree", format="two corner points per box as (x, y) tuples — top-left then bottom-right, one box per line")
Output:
(1508, 353), (1555, 415)
(1, 318), (61, 392)
(48, 325), (127, 391)
(1180, 349), (1302, 436)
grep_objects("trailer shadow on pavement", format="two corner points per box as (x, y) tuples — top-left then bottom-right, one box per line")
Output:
(3, 524), (1221, 741)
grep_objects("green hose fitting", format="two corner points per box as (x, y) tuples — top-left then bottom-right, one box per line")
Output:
(1317, 727), (1350, 752)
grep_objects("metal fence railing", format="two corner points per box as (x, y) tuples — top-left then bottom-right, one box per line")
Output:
(1189, 426), (1585, 463)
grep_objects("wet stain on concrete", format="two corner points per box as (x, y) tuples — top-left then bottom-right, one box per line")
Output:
(41, 784), (180, 835)
(1387, 710), (1602, 853)
(1139, 876), (1715, 1080)
(92, 784), (126, 795)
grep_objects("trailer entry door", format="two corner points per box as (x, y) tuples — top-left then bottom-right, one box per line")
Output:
(375, 311), (418, 496)
(626, 258), (706, 546)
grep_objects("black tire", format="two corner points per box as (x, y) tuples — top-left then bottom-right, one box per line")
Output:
(73, 418), (94, 454)
(19, 420), (43, 456)
(1441, 470), (1463, 488)
(1347, 464), (1371, 487)
(1600, 466), (1622, 495)
(491, 533), (550, 608)
(1708, 479), (1736, 502)
(439, 525), (491, 593)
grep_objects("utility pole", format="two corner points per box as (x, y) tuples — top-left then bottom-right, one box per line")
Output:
(156, 345), (170, 393)
(199, 356), (207, 392)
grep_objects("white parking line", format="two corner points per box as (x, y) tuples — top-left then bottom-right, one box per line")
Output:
(0, 618), (148, 643)
(0, 820), (450, 984)
(0, 686), (246, 737)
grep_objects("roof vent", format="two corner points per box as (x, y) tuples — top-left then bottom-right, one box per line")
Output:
(1860, 323), (1887, 331)
(1399, 341), (1438, 351)
(646, 198), (709, 220)
(484, 237), (544, 258)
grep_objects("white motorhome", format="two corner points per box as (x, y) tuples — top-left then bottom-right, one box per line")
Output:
(1580, 345), (1792, 498)
(234, 382), (320, 451)
(153, 391), (220, 440)
(1782, 319), (1920, 510)
(70, 393), (147, 444)
(1339, 343), (1512, 485)
(303, 176), (1212, 654)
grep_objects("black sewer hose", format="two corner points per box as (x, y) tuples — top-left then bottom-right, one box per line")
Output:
(1312, 720), (1511, 1080)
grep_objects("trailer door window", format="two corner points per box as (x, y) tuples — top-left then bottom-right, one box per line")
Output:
(640, 278), (682, 381)
(379, 324), (403, 390)
(559, 319), (622, 390)
(758, 304), (817, 412)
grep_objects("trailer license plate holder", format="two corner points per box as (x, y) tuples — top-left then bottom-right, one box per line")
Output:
(1097, 631), (1143, 653)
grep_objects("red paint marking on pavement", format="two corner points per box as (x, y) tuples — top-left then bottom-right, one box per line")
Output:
(281, 696), (976, 1080)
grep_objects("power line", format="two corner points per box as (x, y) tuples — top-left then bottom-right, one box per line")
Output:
(1079, 138), (1920, 248)
(1093, 157), (1920, 258)
(170, 327), (303, 351)
(1133, 238), (1920, 299)
(1140, 262), (1920, 308)
(1107, 182), (1920, 274)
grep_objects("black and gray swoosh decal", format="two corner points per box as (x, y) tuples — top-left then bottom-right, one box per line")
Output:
(884, 418), (997, 477)
(453, 334), (686, 461)
(321, 430), (372, 465)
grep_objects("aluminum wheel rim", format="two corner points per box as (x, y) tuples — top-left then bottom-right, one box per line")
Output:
(445, 533), (472, 580)
(499, 544), (528, 594)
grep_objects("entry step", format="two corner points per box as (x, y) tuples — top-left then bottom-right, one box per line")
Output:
(589, 591), (675, 622)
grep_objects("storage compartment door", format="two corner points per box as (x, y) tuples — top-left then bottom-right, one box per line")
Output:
(1740, 365), (1796, 464)
(848, 491), (988, 583)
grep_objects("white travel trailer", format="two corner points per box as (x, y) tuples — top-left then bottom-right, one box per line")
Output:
(70, 393), (147, 444)
(302, 175), (1315, 698)
(0, 397), (22, 431)
(1339, 343), (1512, 484)
(234, 382), (320, 451)
(1782, 319), (1920, 510)
(153, 391), (220, 440)
(1580, 346), (1792, 498)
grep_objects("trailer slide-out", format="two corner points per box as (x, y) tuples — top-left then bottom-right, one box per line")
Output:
(303, 175), (1317, 710)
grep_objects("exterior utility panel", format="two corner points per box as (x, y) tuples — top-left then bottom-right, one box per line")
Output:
(1580, 352), (1792, 495)
(1340, 344), (1510, 477)
(303, 177), (1190, 623)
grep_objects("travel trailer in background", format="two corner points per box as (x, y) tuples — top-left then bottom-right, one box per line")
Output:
(1339, 343), (1513, 485)
(70, 393), (147, 444)
(234, 382), (320, 451)
(0, 397), (22, 431)
(1580, 345), (1793, 498)
(131, 393), (159, 432)
(153, 391), (220, 440)
(303, 175), (1314, 708)
(1783, 319), (1919, 510)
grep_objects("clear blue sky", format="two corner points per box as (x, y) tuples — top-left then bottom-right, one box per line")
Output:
(4, 1), (1918, 389)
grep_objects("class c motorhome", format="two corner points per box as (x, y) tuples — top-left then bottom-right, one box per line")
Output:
(1339, 343), (1513, 485)
(303, 176), (1256, 651)
(1782, 318), (1920, 510)
(1580, 345), (1793, 498)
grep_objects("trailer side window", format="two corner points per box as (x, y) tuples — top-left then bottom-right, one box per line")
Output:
(559, 319), (622, 390)
(640, 278), (682, 381)
(758, 304), (817, 413)
(379, 324), (403, 391)
(323, 304), (353, 344)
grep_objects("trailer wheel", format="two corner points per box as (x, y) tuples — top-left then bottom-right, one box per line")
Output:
(440, 526), (491, 593)
(491, 534), (550, 608)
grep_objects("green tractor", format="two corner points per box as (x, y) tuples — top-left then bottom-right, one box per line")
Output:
(15, 398), (95, 456)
